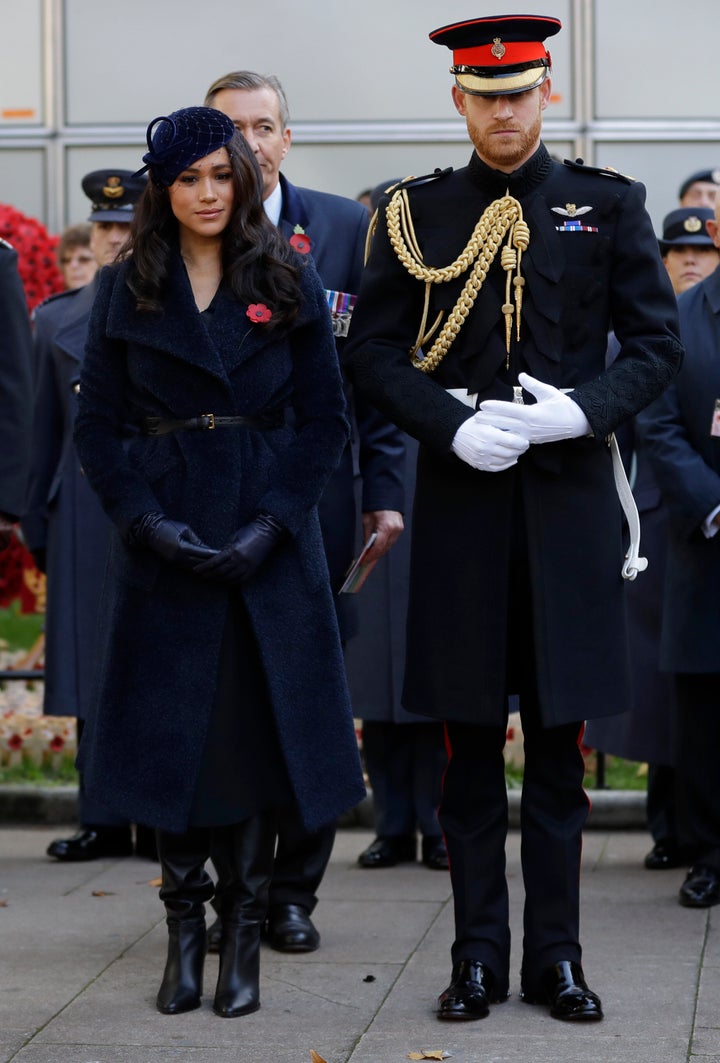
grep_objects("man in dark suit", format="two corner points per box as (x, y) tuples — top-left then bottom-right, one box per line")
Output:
(345, 14), (682, 1023)
(22, 170), (156, 861)
(205, 70), (405, 953)
(638, 192), (720, 910)
(0, 239), (32, 552)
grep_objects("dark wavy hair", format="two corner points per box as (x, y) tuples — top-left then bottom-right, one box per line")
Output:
(125, 130), (301, 326)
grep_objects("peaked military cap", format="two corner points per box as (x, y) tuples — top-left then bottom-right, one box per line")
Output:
(82, 169), (147, 223)
(430, 13), (561, 96)
(658, 207), (715, 252)
(678, 168), (720, 202)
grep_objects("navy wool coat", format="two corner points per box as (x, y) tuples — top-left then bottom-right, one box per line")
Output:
(73, 253), (366, 834)
(638, 264), (720, 674)
(22, 280), (111, 719)
(345, 146), (683, 729)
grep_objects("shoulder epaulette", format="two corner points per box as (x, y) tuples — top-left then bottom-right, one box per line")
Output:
(0, 237), (14, 251)
(563, 158), (635, 184)
(391, 167), (454, 194)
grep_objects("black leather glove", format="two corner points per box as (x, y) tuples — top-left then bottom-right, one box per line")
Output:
(195, 513), (285, 583)
(127, 512), (216, 570)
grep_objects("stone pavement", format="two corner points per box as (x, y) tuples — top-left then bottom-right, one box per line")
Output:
(1, 824), (718, 1063)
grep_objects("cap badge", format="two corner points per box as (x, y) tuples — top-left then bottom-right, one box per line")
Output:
(102, 176), (125, 199)
(684, 216), (703, 233)
(491, 37), (506, 60)
(551, 204), (592, 218)
(712, 169), (720, 185)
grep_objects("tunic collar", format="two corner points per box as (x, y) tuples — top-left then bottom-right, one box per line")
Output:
(467, 142), (553, 199)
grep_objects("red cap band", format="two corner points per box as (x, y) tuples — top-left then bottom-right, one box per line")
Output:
(453, 41), (549, 68)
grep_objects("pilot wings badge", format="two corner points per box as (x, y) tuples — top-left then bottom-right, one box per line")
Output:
(551, 204), (598, 233)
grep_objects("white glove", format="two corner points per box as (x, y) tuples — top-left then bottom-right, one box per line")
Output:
(451, 416), (530, 472)
(476, 373), (591, 444)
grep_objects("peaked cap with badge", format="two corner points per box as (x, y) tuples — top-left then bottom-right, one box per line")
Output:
(430, 13), (561, 96)
(659, 207), (715, 252)
(81, 169), (147, 223)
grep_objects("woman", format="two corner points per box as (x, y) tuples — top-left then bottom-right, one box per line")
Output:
(73, 106), (365, 1018)
(56, 223), (97, 290)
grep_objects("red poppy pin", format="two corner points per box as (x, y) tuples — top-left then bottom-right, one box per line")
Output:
(289, 224), (311, 254)
(247, 303), (272, 324)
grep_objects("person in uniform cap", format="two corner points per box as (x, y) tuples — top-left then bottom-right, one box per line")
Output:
(678, 169), (720, 210)
(638, 190), (720, 911)
(23, 167), (152, 863)
(345, 12), (683, 1024)
(659, 207), (719, 294)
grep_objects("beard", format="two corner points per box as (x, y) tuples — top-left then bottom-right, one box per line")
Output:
(466, 106), (543, 172)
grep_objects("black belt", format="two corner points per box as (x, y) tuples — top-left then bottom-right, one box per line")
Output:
(142, 411), (283, 436)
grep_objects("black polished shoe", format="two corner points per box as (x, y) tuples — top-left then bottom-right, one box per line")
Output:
(207, 915), (222, 954)
(679, 865), (720, 908)
(46, 828), (134, 862)
(422, 836), (449, 871)
(522, 961), (603, 1021)
(644, 840), (694, 871)
(263, 903), (320, 952)
(437, 960), (505, 1021)
(357, 835), (416, 868)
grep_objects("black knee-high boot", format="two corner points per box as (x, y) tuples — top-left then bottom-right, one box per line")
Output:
(156, 827), (214, 1015)
(211, 809), (278, 1018)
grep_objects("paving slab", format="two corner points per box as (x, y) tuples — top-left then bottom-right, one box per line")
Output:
(1, 824), (716, 1063)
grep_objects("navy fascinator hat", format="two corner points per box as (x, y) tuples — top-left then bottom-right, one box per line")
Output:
(135, 106), (236, 187)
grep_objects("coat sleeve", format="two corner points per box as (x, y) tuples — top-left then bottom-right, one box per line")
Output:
(249, 261), (351, 535)
(20, 306), (65, 553)
(570, 180), (684, 438)
(73, 267), (163, 528)
(0, 247), (33, 520)
(637, 375), (720, 540)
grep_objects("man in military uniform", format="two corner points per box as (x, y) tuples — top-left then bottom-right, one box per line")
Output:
(638, 192), (720, 911)
(346, 14), (683, 1023)
(0, 238), (32, 552)
(679, 168), (720, 210)
(22, 170), (155, 861)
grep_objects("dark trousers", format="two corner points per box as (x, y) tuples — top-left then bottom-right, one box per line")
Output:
(646, 763), (680, 845)
(362, 720), (446, 838)
(675, 673), (720, 871)
(268, 803), (336, 914)
(440, 708), (588, 995)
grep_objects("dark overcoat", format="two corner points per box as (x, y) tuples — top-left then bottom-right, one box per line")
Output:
(345, 145), (683, 728)
(0, 241), (33, 520)
(278, 175), (405, 638)
(638, 265), (720, 674)
(22, 280), (111, 719)
(73, 253), (366, 834)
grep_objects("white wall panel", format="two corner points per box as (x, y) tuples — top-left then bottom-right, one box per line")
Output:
(0, 0), (44, 127)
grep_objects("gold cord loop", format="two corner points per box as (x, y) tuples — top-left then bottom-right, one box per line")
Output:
(385, 188), (530, 372)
